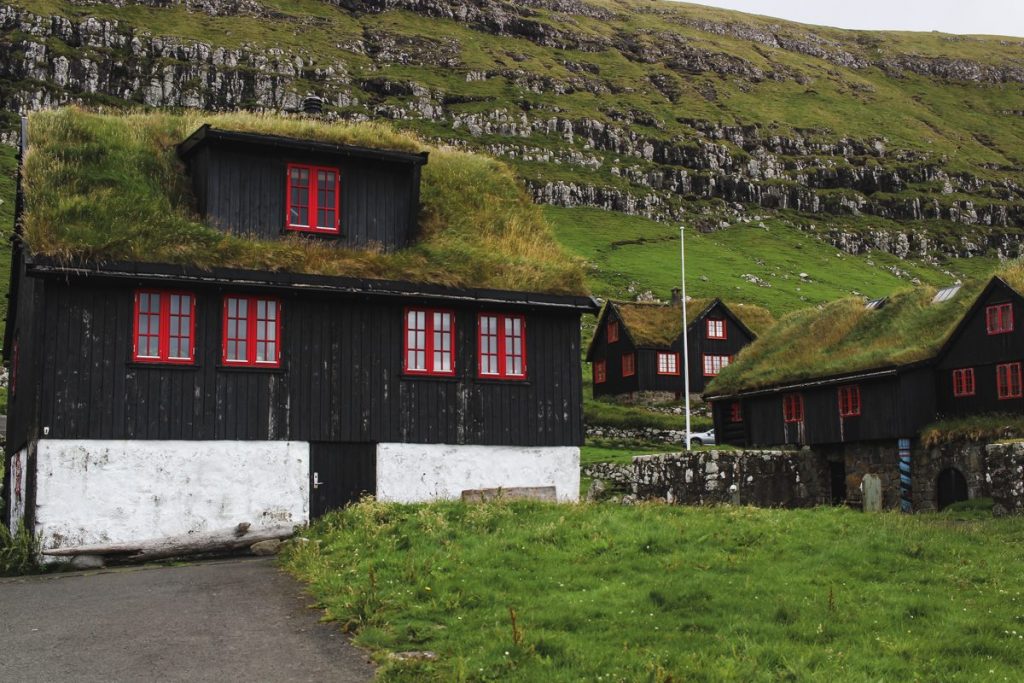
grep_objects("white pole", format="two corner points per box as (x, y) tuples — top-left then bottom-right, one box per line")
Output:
(680, 225), (692, 449)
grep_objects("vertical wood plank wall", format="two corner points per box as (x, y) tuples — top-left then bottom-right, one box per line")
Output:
(29, 281), (585, 449)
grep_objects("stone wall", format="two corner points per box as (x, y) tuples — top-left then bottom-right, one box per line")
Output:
(583, 440), (1024, 514)
(984, 442), (1024, 515)
(585, 449), (828, 508)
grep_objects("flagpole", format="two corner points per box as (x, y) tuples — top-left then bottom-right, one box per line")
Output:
(680, 225), (692, 449)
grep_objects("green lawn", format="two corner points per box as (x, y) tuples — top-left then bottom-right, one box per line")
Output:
(284, 502), (1024, 682)
(547, 206), (998, 315)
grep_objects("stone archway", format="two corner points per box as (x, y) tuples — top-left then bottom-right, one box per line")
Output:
(936, 467), (969, 511)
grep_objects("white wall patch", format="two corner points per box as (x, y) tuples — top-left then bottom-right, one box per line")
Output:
(34, 440), (310, 551)
(375, 443), (579, 503)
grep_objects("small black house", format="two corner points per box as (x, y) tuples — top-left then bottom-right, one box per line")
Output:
(3, 110), (597, 556)
(706, 274), (1024, 509)
(585, 295), (768, 397)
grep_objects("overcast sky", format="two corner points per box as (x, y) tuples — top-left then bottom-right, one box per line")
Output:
(686, 1), (1024, 38)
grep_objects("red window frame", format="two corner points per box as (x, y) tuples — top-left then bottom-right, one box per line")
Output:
(986, 303), (1014, 335)
(838, 385), (861, 417)
(477, 313), (527, 380)
(594, 360), (607, 384)
(702, 354), (732, 377)
(952, 368), (975, 398)
(706, 318), (726, 340)
(404, 308), (456, 377)
(622, 352), (636, 377)
(222, 296), (282, 368)
(656, 351), (680, 376)
(607, 320), (620, 344)
(132, 290), (196, 365)
(783, 393), (804, 423)
(729, 401), (743, 423)
(996, 362), (1023, 400)
(286, 163), (341, 234)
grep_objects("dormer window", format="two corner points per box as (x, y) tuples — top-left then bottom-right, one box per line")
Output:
(286, 163), (340, 234)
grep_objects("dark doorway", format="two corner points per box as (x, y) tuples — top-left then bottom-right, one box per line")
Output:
(310, 442), (377, 519)
(829, 460), (847, 505)
(936, 467), (968, 511)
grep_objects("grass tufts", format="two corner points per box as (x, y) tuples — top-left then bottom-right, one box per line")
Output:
(0, 521), (40, 576)
(21, 107), (587, 295)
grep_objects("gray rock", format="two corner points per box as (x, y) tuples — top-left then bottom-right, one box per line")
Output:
(250, 539), (282, 556)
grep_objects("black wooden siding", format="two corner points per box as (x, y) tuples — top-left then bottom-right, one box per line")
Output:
(936, 282), (1024, 417)
(34, 280), (583, 448)
(591, 302), (755, 397)
(715, 369), (936, 448)
(188, 141), (421, 251)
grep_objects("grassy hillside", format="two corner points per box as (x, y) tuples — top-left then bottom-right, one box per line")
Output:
(548, 206), (997, 313)
(284, 500), (1024, 681)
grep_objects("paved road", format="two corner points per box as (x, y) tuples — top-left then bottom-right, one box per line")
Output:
(0, 557), (375, 682)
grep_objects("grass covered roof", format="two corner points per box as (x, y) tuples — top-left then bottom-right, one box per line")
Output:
(21, 108), (587, 295)
(708, 263), (1024, 396)
(598, 298), (775, 348)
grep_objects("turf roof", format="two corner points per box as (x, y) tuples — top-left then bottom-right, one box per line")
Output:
(594, 298), (775, 349)
(707, 263), (1024, 396)
(20, 108), (587, 296)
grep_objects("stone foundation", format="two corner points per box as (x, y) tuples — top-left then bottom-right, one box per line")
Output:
(984, 442), (1024, 514)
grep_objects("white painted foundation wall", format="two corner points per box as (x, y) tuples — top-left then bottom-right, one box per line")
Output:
(33, 440), (309, 551)
(6, 446), (28, 534)
(375, 443), (580, 503)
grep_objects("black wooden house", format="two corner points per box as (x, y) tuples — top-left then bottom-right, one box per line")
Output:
(3, 113), (596, 555)
(586, 295), (762, 397)
(706, 275), (1024, 509)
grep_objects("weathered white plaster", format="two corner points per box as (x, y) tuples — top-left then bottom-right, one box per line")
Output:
(6, 446), (27, 534)
(375, 443), (579, 503)
(33, 440), (309, 551)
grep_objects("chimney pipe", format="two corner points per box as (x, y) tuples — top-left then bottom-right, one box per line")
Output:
(670, 287), (682, 306)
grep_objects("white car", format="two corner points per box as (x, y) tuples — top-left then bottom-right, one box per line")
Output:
(688, 428), (716, 448)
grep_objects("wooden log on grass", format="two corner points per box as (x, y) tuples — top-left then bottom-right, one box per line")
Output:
(41, 523), (299, 563)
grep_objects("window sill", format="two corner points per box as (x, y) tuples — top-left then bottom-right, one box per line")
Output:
(402, 374), (460, 383)
(475, 377), (531, 386)
(127, 362), (198, 371)
(217, 364), (286, 374)
(281, 227), (343, 239)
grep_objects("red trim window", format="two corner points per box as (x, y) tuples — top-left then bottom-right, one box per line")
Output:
(783, 393), (804, 423)
(657, 351), (680, 376)
(286, 163), (340, 234)
(478, 313), (526, 379)
(838, 385), (861, 417)
(133, 290), (195, 364)
(622, 353), (636, 377)
(702, 354), (732, 376)
(986, 303), (1014, 335)
(729, 401), (743, 423)
(952, 368), (975, 398)
(997, 362), (1023, 400)
(594, 360), (607, 384)
(706, 318), (726, 340)
(607, 320), (620, 344)
(223, 296), (281, 367)
(404, 308), (456, 376)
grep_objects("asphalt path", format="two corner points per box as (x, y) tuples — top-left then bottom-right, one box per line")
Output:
(0, 557), (374, 682)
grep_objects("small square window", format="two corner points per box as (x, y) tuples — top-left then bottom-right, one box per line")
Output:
(478, 313), (526, 380)
(838, 385), (861, 417)
(223, 296), (281, 368)
(729, 401), (743, 423)
(706, 319), (726, 339)
(622, 353), (635, 377)
(133, 290), (195, 365)
(783, 393), (804, 423)
(996, 362), (1022, 400)
(286, 163), (340, 234)
(594, 360), (607, 384)
(607, 320), (619, 344)
(405, 308), (456, 376)
(986, 303), (1013, 335)
(952, 368), (975, 398)
(702, 354), (732, 376)
(656, 352), (679, 375)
